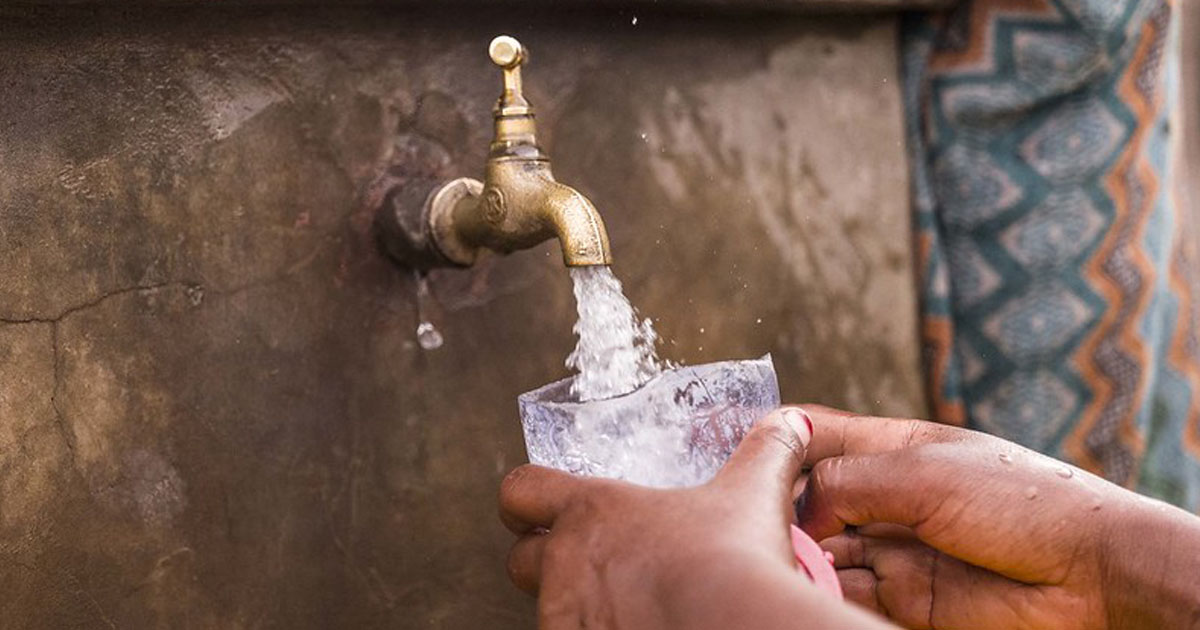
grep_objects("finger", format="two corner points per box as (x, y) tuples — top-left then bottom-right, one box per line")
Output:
(714, 407), (812, 499)
(821, 532), (868, 569)
(537, 538), (588, 630)
(507, 532), (548, 595)
(801, 405), (977, 466)
(863, 542), (937, 629)
(797, 451), (908, 542)
(836, 568), (882, 614)
(799, 444), (981, 542)
(499, 464), (587, 534)
(831, 536), (1054, 630)
(824, 534), (939, 628)
(856, 523), (917, 540)
(797, 445), (1054, 584)
(790, 470), (809, 503)
(821, 530), (930, 569)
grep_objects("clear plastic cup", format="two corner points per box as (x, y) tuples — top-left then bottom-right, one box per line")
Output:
(516, 354), (843, 600)
(517, 355), (779, 488)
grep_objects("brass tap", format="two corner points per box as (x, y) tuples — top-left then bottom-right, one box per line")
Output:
(375, 35), (613, 269)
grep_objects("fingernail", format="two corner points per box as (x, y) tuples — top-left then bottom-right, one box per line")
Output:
(781, 407), (813, 445)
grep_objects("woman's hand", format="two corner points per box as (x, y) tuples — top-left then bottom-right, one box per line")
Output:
(797, 406), (1200, 630)
(499, 408), (894, 630)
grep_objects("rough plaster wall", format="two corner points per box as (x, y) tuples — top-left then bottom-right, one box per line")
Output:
(0, 7), (922, 628)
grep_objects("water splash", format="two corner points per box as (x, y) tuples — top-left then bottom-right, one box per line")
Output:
(566, 266), (664, 402)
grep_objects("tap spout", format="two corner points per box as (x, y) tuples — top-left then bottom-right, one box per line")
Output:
(544, 181), (612, 267)
(429, 161), (612, 267)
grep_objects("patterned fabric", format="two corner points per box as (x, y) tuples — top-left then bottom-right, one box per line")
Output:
(903, 0), (1200, 510)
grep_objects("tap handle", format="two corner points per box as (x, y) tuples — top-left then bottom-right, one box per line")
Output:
(489, 35), (531, 116)
(489, 35), (526, 69)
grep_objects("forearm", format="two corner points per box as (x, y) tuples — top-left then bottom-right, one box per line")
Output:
(1105, 497), (1200, 629)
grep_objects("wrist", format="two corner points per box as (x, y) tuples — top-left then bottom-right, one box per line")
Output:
(1102, 495), (1200, 629)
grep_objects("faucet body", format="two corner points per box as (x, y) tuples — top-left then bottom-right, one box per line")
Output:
(375, 35), (612, 270)
(432, 160), (611, 266)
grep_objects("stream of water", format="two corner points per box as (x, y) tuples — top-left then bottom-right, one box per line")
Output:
(566, 266), (664, 402)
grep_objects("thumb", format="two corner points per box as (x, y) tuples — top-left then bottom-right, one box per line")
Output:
(714, 407), (813, 500)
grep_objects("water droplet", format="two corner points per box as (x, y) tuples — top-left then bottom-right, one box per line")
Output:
(998, 453), (1012, 464)
(1024, 485), (1039, 500)
(639, 132), (648, 141)
(417, 321), (443, 350)
(631, 15), (638, 25)
(755, 318), (763, 324)
(1055, 467), (1074, 479)
(699, 327), (705, 334)
(412, 271), (446, 351)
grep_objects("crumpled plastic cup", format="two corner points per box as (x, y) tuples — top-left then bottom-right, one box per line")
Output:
(517, 354), (843, 599)
(518, 355), (780, 488)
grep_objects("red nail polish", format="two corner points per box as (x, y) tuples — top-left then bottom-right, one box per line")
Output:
(799, 409), (813, 437)
(782, 407), (813, 442)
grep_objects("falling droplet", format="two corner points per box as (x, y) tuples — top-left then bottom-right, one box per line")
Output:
(998, 453), (1013, 464)
(1024, 486), (1039, 500)
(416, 321), (444, 350)
(1055, 467), (1074, 479)
(755, 318), (763, 324)
(631, 16), (638, 25)
(413, 271), (445, 351)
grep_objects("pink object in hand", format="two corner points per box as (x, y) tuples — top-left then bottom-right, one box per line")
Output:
(790, 525), (843, 599)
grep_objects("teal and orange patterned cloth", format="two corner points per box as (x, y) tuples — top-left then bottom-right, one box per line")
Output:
(903, 0), (1200, 510)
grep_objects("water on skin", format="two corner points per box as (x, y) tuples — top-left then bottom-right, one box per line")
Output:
(567, 266), (664, 402)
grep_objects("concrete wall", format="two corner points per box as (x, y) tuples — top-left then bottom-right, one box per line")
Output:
(0, 6), (924, 628)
